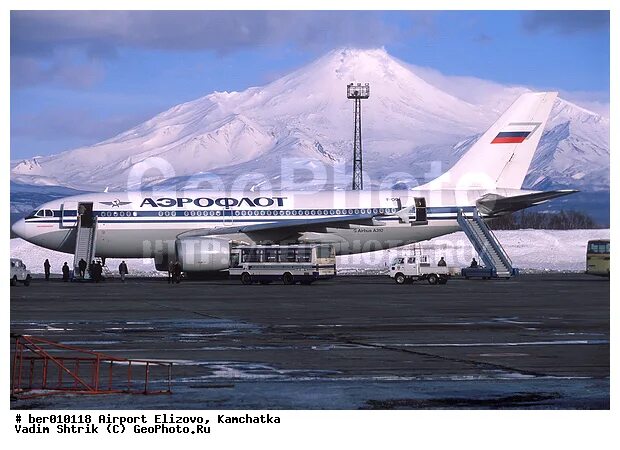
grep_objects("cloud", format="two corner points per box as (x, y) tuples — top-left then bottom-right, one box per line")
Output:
(11, 11), (403, 56)
(12, 108), (154, 141)
(522, 11), (609, 35)
(11, 11), (412, 89)
(558, 90), (610, 117)
(11, 55), (104, 89)
(473, 33), (493, 44)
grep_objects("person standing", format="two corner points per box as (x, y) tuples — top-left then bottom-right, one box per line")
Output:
(78, 258), (87, 279)
(62, 262), (70, 282)
(43, 259), (51, 281)
(168, 260), (175, 284)
(118, 260), (128, 282)
(94, 261), (102, 283)
(438, 257), (447, 267)
(173, 261), (182, 284)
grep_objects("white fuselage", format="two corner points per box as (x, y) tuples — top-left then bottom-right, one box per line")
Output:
(12, 188), (532, 259)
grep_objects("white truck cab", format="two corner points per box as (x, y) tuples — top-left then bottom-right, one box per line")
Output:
(10, 258), (32, 286)
(389, 255), (450, 285)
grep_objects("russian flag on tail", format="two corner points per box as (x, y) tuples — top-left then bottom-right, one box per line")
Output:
(491, 122), (542, 144)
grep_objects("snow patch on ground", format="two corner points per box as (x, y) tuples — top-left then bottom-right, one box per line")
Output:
(338, 229), (610, 273)
(10, 238), (161, 277)
(10, 229), (609, 276)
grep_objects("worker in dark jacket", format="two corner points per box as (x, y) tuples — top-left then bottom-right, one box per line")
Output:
(119, 261), (128, 282)
(62, 262), (70, 282)
(94, 261), (103, 283)
(44, 259), (51, 281)
(168, 261), (175, 284)
(78, 258), (87, 279)
(173, 261), (182, 284)
(470, 258), (478, 268)
(438, 257), (446, 267)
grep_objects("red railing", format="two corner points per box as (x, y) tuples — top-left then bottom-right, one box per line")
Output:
(11, 334), (172, 398)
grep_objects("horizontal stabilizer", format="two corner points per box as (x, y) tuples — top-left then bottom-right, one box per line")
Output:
(476, 190), (578, 216)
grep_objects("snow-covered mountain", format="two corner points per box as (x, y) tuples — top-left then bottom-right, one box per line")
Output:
(11, 48), (609, 193)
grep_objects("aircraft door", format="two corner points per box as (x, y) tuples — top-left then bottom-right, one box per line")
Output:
(222, 208), (234, 226)
(61, 201), (78, 227)
(78, 202), (94, 228)
(414, 197), (427, 222)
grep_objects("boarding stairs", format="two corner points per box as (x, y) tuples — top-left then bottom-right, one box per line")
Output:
(72, 216), (98, 280)
(99, 258), (115, 280)
(457, 208), (515, 278)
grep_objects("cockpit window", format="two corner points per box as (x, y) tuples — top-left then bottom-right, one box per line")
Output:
(26, 208), (53, 219)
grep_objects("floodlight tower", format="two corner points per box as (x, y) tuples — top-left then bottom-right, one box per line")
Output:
(347, 82), (370, 190)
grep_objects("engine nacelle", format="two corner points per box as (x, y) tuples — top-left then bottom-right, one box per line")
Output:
(175, 237), (231, 272)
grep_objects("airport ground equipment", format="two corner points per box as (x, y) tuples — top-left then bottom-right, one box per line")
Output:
(389, 255), (450, 285)
(10, 334), (172, 398)
(586, 239), (610, 277)
(229, 244), (336, 285)
(457, 208), (517, 279)
(347, 82), (370, 190)
(10, 258), (31, 286)
(72, 203), (98, 280)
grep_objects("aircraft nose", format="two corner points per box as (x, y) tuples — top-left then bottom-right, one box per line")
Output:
(11, 218), (27, 239)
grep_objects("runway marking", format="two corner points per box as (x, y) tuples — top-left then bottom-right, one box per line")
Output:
(375, 340), (609, 347)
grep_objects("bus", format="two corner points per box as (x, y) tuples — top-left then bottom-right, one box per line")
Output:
(586, 239), (610, 277)
(229, 244), (336, 285)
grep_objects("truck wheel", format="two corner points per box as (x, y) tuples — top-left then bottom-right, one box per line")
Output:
(241, 272), (252, 285)
(427, 274), (438, 285)
(394, 273), (406, 284)
(11, 276), (17, 286)
(24, 275), (31, 286)
(282, 272), (295, 285)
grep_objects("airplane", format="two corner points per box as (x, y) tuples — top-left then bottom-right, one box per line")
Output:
(11, 91), (576, 274)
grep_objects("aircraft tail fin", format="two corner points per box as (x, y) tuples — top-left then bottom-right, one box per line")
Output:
(429, 92), (558, 190)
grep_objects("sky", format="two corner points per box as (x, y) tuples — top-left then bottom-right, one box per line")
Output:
(10, 10), (611, 160)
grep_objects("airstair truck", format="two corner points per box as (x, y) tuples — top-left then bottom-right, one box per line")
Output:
(389, 255), (450, 285)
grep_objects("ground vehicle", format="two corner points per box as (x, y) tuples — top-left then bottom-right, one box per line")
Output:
(389, 255), (449, 285)
(229, 244), (336, 285)
(586, 239), (610, 276)
(10, 258), (31, 286)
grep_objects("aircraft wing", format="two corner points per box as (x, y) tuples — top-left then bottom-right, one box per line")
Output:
(177, 213), (379, 240)
(476, 190), (579, 216)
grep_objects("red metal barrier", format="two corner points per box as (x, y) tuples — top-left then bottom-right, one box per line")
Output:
(11, 335), (172, 398)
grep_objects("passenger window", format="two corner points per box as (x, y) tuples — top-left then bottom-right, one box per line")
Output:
(298, 249), (311, 262)
(265, 249), (278, 262)
(281, 249), (296, 262)
(35, 210), (45, 217)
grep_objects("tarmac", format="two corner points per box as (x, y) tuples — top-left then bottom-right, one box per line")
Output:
(10, 274), (610, 409)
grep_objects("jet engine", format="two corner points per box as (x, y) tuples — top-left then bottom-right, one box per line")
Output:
(175, 237), (231, 272)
